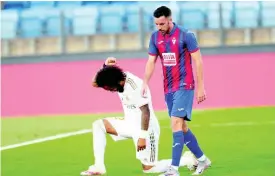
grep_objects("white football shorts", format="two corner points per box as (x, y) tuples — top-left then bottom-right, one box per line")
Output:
(104, 116), (160, 166)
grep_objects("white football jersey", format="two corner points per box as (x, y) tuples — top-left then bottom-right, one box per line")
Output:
(117, 72), (159, 130)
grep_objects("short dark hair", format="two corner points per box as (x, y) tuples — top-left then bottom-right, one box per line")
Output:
(153, 6), (172, 18)
(95, 66), (126, 88)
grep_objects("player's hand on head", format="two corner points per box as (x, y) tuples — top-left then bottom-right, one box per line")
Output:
(197, 86), (206, 104)
(137, 138), (146, 151)
(105, 57), (117, 66)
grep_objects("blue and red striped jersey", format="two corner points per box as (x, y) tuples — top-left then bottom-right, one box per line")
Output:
(148, 23), (199, 94)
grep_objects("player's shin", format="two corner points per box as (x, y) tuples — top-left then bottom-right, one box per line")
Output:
(92, 120), (107, 168)
(184, 129), (206, 161)
(171, 131), (185, 170)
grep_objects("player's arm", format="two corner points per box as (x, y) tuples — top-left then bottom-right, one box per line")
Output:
(140, 104), (150, 132)
(92, 57), (117, 87)
(137, 103), (150, 152)
(134, 79), (151, 151)
(144, 33), (158, 84)
(186, 32), (206, 103)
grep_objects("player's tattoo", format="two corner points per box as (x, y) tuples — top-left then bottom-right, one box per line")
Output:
(140, 104), (150, 130)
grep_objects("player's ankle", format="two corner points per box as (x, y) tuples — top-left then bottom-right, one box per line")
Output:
(171, 165), (179, 170)
(197, 154), (206, 162)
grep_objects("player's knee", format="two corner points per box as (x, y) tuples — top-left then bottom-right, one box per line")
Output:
(142, 164), (154, 172)
(171, 116), (184, 131)
(182, 120), (189, 133)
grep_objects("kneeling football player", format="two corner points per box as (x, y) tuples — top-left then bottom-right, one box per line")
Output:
(80, 57), (198, 175)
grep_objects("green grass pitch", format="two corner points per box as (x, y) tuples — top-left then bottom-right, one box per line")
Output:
(1, 107), (275, 176)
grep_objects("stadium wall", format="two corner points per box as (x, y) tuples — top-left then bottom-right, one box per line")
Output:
(1, 52), (275, 117)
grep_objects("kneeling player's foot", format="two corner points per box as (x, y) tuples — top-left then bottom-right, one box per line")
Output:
(80, 165), (106, 176)
(182, 151), (199, 171)
(159, 166), (180, 176)
(192, 158), (211, 175)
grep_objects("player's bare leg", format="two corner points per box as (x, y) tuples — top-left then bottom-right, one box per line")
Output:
(182, 120), (211, 175)
(80, 119), (118, 176)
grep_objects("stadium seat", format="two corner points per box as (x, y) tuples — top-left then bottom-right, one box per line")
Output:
(72, 7), (98, 35)
(45, 9), (74, 36)
(235, 8), (259, 28)
(111, 1), (137, 5)
(1, 10), (19, 39)
(30, 1), (55, 9)
(220, 2), (234, 28)
(125, 6), (140, 32)
(261, 1), (275, 8)
(3, 1), (29, 10)
(125, 5), (155, 33)
(44, 9), (63, 36)
(235, 1), (260, 9)
(99, 5), (125, 34)
(83, 1), (110, 6)
(20, 9), (44, 38)
(56, 1), (83, 8)
(207, 11), (220, 29)
(204, 2), (220, 29)
(181, 10), (205, 29)
(262, 8), (275, 27)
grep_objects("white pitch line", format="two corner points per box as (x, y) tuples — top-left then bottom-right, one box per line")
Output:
(0, 129), (92, 151)
(1, 121), (275, 151)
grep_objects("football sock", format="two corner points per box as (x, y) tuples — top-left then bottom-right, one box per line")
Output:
(184, 129), (204, 160)
(171, 131), (185, 170)
(92, 120), (106, 167)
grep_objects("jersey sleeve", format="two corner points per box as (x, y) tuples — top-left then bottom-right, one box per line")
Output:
(185, 31), (199, 53)
(148, 33), (158, 56)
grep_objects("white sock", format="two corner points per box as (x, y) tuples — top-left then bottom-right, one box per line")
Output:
(171, 165), (179, 170)
(197, 154), (206, 162)
(92, 120), (106, 168)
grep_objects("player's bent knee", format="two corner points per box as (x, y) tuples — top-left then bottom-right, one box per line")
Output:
(102, 119), (118, 136)
(142, 164), (154, 172)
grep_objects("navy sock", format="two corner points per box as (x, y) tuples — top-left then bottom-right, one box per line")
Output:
(171, 131), (185, 167)
(184, 129), (204, 158)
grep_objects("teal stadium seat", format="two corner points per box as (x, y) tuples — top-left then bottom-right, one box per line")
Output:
(45, 9), (75, 36)
(262, 2), (275, 27)
(20, 9), (44, 38)
(56, 1), (83, 8)
(30, 1), (55, 8)
(3, 1), (29, 10)
(44, 9), (63, 36)
(99, 5), (125, 34)
(72, 7), (99, 35)
(180, 9), (205, 29)
(1, 10), (19, 39)
(127, 4), (160, 32)
(235, 2), (260, 28)
(125, 5), (140, 32)
(179, 2), (206, 29)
